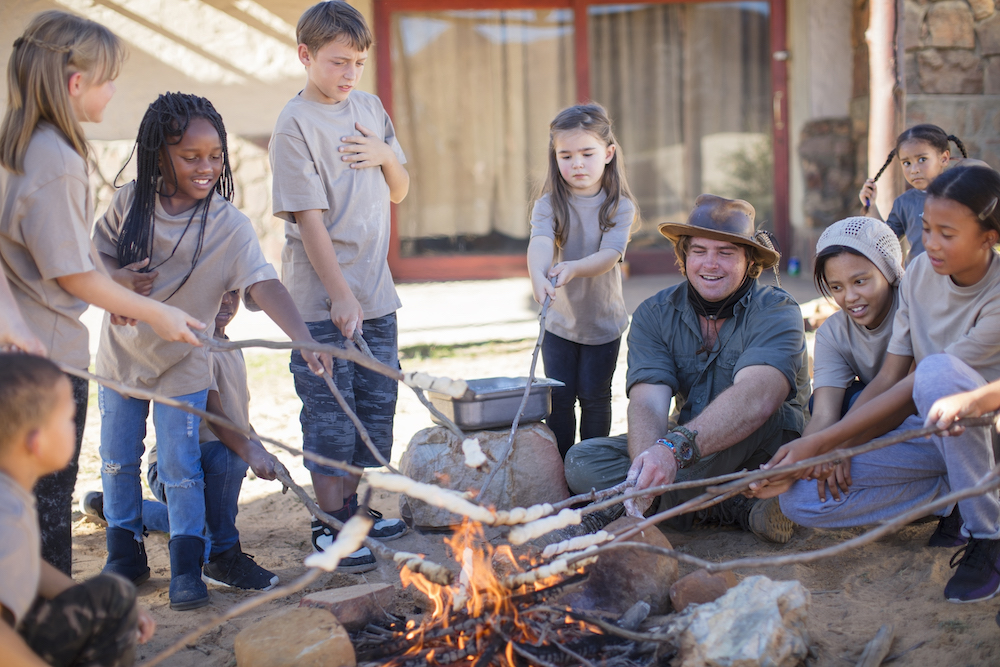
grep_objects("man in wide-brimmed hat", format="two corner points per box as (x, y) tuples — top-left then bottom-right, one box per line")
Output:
(561, 194), (810, 543)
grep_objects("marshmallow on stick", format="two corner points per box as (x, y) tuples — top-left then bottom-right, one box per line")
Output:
(508, 508), (581, 545)
(403, 372), (469, 399)
(304, 514), (373, 571)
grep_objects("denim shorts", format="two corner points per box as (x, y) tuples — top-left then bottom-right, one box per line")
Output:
(290, 314), (399, 477)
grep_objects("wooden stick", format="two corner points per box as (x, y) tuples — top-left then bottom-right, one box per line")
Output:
(478, 278), (556, 496)
(140, 568), (323, 667)
(856, 624), (895, 667)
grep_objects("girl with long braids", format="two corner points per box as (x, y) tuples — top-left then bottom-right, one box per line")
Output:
(93, 92), (327, 611)
(859, 124), (968, 262)
(0, 10), (203, 577)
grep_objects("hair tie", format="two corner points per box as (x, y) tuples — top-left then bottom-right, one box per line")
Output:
(979, 197), (998, 221)
(17, 34), (73, 54)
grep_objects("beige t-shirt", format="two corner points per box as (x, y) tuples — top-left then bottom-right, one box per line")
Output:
(0, 123), (96, 368)
(0, 470), (40, 627)
(529, 192), (634, 345)
(198, 343), (251, 443)
(94, 183), (277, 396)
(888, 251), (1000, 381)
(813, 290), (899, 389)
(270, 91), (405, 322)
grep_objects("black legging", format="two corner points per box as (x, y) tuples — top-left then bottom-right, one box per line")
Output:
(34, 374), (87, 575)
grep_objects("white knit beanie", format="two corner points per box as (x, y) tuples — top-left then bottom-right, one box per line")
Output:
(816, 216), (904, 285)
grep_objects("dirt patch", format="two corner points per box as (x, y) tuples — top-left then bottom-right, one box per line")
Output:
(70, 342), (999, 666)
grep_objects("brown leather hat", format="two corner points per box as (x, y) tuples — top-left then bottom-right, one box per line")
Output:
(657, 194), (780, 269)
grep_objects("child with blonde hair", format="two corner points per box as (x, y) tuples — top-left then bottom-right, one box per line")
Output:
(527, 103), (638, 458)
(0, 10), (202, 575)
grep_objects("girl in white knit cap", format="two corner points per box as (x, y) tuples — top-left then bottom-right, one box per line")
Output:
(806, 216), (904, 502)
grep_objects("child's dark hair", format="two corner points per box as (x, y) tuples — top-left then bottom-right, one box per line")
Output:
(870, 124), (967, 187)
(813, 246), (866, 298)
(297, 1), (372, 54)
(927, 165), (1000, 237)
(115, 93), (233, 301)
(0, 354), (67, 452)
(542, 103), (638, 248)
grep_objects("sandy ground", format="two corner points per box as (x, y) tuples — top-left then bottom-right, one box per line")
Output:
(68, 340), (1000, 667)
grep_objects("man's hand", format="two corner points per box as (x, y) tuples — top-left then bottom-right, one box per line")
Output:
(623, 443), (677, 517)
(112, 258), (157, 296)
(329, 294), (364, 339)
(136, 606), (156, 644)
(340, 122), (397, 170)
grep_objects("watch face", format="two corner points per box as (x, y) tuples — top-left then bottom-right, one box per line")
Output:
(678, 442), (694, 463)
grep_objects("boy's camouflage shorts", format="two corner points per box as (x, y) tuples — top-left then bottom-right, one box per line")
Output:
(290, 314), (399, 477)
(19, 574), (138, 667)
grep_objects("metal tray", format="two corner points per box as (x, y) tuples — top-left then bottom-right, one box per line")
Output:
(427, 377), (565, 431)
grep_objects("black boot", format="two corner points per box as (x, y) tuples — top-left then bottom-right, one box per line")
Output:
(168, 536), (209, 611)
(102, 527), (150, 585)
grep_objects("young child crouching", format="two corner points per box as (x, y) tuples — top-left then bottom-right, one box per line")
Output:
(83, 291), (281, 591)
(0, 354), (154, 667)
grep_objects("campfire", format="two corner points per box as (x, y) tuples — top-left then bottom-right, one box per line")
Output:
(350, 520), (675, 667)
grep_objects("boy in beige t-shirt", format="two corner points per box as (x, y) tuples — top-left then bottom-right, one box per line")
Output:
(269, 1), (409, 571)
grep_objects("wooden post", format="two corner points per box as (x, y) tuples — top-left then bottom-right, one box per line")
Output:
(866, 0), (904, 216)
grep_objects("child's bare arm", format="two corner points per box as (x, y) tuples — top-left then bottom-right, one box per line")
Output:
(0, 621), (49, 667)
(548, 248), (622, 288)
(98, 253), (157, 297)
(205, 390), (278, 480)
(859, 179), (883, 220)
(37, 560), (74, 600)
(340, 122), (409, 203)
(527, 236), (556, 304)
(56, 270), (203, 345)
(294, 209), (364, 339)
(0, 273), (45, 355)
(246, 278), (329, 375)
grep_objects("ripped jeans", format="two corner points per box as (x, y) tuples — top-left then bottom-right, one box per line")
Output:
(98, 386), (208, 543)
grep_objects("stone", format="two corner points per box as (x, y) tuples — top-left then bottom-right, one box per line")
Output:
(798, 118), (857, 228)
(923, 1), (976, 48)
(969, 0), (995, 21)
(668, 569), (739, 612)
(978, 11), (1000, 56)
(903, 1), (926, 51)
(234, 607), (355, 667)
(986, 56), (1000, 93)
(556, 516), (678, 616)
(299, 582), (396, 631)
(667, 576), (811, 667)
(917, 49), (984, 93)
(398, 423), (569, 530)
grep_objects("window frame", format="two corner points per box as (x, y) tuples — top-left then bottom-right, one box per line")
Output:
(376, 0), (789, 280)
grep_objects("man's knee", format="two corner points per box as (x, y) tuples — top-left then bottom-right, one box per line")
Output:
(563, 436), (628, 494)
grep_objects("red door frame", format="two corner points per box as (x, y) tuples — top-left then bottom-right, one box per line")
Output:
(376, 0), (790, 281)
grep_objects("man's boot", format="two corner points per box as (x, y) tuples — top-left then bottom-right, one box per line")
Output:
(702, 495), (794, 544)
(102, 527), (150, 585)
(169, 536), (210, 611)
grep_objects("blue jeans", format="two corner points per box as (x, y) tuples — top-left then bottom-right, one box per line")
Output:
(290, 315), (399, 477)
(541, 332), (622, 458)
(144, 441), (248, 558)
(98, 386), (208, 543)
(780, 354), (1000, 538)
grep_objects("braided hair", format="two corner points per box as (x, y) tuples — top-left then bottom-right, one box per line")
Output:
(865, 124), (967, 213)
(115, 93), (234, 301)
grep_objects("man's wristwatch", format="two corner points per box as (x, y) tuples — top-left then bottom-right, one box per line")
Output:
(656, 426), (701, 469)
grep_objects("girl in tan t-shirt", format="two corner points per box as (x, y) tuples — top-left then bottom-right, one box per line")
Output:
(0, 10), (202, 577)
(527, 104), (638, 458)
(94, 92), (325, 612)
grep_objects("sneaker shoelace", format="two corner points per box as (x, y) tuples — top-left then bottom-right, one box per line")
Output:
(949, 540), (1000, 575)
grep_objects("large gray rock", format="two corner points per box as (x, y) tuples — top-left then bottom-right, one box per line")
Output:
(399, 424), (569, 530)
(667, 576), (810, 667)
(557, 516), (678, 615)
